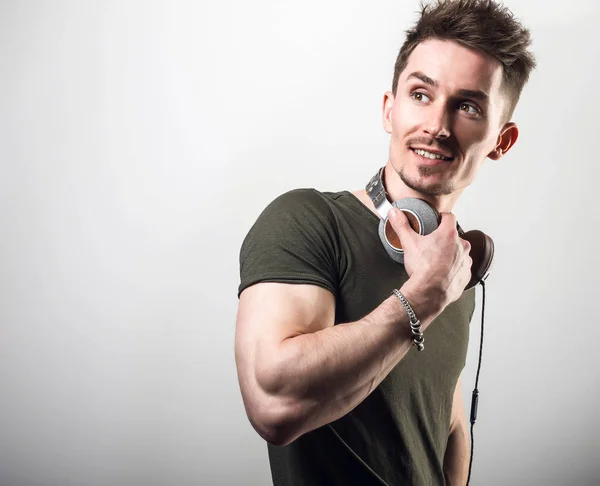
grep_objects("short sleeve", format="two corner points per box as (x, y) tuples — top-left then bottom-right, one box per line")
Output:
(238, 189), (340, 297)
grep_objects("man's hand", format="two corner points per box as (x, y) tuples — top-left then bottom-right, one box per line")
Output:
(387, 208), (472, 324)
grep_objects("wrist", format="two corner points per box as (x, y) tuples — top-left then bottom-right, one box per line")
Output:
(399, 280), (444, 328)
(392, 289), (425, 351)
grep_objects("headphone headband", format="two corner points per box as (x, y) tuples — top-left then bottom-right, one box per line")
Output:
(365, 166), (392, 218)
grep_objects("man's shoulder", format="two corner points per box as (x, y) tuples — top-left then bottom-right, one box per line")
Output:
(244, 187), (372, 245)
(268, 187), (350, 207)
(263, 187), (363, 220)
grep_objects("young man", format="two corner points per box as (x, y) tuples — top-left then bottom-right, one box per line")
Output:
(235, 1), (535, 484)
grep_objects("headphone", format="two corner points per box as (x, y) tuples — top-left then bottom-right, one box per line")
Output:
(366, 166), (494, 289)
(365, 166), (492, 485)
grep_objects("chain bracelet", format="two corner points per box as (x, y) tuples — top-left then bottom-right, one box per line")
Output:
(392, 289), (424, 351)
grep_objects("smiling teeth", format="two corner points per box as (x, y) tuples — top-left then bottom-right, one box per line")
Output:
(414, 149), (450, 160)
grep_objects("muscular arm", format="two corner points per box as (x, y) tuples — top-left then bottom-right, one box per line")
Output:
(235, 209), (472, 446)
(443, 377), (470, 485)
(235, 280), (439, 446)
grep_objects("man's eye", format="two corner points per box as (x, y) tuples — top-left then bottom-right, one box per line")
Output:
(411, 92), (430, 103)
(459, 102), (480, 115)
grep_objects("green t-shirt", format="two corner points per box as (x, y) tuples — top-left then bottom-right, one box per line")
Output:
(238, 188), (476, 486)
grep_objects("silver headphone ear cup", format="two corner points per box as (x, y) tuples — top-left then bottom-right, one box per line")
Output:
(378, 198), (440, 264)
(398, 198), (440, 234)
(378, 216), (405, 263)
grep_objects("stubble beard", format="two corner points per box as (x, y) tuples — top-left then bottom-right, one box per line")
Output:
(397, 164), (454, 196)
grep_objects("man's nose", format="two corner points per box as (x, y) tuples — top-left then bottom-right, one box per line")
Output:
(423, 105), (451, 139)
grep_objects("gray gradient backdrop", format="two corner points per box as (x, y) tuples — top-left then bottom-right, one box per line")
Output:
(1, 1), (599, 485)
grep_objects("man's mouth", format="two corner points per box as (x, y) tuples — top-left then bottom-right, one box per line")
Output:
(411, 148), (453, 161)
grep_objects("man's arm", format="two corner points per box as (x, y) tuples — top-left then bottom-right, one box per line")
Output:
(443, 376), (470, 486)
(235, 209), (472, 446)
(235, 279), (438, 446)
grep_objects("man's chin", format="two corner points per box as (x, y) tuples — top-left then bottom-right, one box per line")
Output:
(398, 169), (454, 197)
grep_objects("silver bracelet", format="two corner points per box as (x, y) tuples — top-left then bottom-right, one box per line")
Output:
(392, 289), (424, 351)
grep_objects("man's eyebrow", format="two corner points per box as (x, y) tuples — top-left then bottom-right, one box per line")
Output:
(406, 71), (489, 101)
(407, 71), (437, 86)
(457, 89), (489, 101)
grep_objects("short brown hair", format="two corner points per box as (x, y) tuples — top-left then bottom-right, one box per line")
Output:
(392, 0), (536, 119)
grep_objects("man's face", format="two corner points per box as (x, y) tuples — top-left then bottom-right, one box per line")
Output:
(384, 38), (514, 197)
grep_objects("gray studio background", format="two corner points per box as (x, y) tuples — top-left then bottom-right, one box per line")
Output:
(1, 1), (599, 485)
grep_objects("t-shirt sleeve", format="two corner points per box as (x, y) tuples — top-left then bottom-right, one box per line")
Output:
(238, 189), (340, 297)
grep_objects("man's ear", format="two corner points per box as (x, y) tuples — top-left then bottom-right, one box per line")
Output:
(382, 91), (395, 134)
(488, 122), (519, 160)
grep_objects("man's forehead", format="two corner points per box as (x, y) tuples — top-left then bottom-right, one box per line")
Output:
(401, 39), (504, 95)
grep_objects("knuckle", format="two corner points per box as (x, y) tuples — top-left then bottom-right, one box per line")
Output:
(395, 216), (407, 227)
(443, 212), (457, 225)
(389, 219), (405, 234)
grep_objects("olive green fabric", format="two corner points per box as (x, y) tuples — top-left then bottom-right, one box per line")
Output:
(238, 188), (476, 486)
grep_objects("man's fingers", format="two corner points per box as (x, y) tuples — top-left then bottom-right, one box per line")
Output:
(461, 237), (471, 255)
(438, 212), (458, 231)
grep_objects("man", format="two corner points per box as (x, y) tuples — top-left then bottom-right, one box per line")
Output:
(235, 0), (535, 484)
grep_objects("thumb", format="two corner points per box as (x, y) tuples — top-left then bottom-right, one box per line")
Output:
(386, 208), (418, 251)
